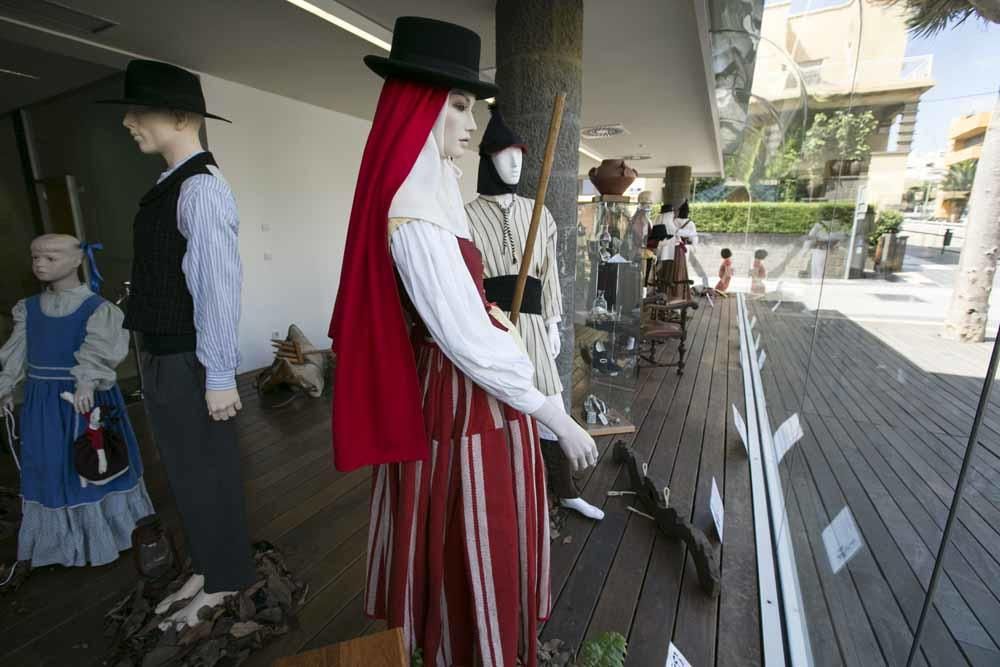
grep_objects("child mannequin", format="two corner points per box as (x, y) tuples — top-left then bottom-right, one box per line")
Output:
(0, 235), (153, 589)
(714, 248), (734, 296)
(751, 249), (768, 297)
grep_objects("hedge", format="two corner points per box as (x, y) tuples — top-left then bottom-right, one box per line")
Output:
(689, 202), (855, 234)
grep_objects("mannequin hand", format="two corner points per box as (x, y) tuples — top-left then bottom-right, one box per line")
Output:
(1, 393), (12, 413)
(531, 400), (598, 472)
(547, 321), (561, 357)
(206, 388), (242, 421)
(73, 383), (95, 415)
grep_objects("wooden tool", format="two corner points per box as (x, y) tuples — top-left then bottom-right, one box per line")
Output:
(612, 441), (721, 596)
(509, 92), (566, 327)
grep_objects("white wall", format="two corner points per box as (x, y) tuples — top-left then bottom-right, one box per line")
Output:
(199, 74), (483, 373)
(200, 74), (369, 372)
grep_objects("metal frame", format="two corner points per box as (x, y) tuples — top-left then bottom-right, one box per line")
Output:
(736, 293), (788, 665)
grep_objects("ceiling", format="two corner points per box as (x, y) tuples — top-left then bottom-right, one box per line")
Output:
(0, 0), (722, 176)
(0, 36), (114, 114)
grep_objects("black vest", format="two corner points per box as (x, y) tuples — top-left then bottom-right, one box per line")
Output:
(124, 152), (217, 336)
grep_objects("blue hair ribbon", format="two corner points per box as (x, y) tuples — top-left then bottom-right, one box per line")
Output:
(80, 241), (105, 293)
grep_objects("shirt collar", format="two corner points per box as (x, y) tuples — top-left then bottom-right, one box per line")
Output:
(158, 150), (207, 184)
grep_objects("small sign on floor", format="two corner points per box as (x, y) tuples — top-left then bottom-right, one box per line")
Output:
(773, 413), (803, 463)
(750, 315), (757, 330)
(823, 507), (863, 574)
(758, 350), (766, 369)
(731, 404), (748, 454)
(666, 641), (692, 667)
(710, 477), (724, 542)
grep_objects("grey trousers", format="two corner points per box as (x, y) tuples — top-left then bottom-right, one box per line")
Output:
(140, 351), (256, 593)
(540, 438), (580, 500)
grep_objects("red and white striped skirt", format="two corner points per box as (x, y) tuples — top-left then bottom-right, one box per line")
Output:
(364, 341), (551, 667)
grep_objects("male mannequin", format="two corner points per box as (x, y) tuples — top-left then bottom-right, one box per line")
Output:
(466, 106), (604, 521)
(99, 60), (255, 628)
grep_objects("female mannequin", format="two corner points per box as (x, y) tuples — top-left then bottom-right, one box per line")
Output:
(0, 234), (153, 588)
(330, 17), (597, 666)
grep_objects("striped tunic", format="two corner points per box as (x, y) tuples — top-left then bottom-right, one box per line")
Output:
(465, 195), (563, 396)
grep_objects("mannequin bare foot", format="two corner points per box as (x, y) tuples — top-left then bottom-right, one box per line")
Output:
(560, 497), (605, 521)
(155, 573), (205, 614)
(158, 588), (235, 630)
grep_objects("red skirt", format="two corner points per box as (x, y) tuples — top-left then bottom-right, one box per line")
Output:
(364, 341), (551, 667)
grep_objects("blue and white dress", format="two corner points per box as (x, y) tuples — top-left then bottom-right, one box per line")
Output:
(0, 285), (154, 567)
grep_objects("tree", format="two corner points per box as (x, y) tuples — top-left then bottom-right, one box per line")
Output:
(877, 0), (1000, 35)
(944, 104), (999, 341)
(882, 0), (999, 342)
(942, 158), (979, 191)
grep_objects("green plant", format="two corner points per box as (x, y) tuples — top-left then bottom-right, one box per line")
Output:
(869, 209), (904, 248)
(942, 158), (978, 191)
(834, 110), (879, 161)
(875, 0), (999, 36)
(411, 648), (424, 667)
(800, 110), (878, 178)
(577, 632), (628, 667)
(690, 202), (856, 234)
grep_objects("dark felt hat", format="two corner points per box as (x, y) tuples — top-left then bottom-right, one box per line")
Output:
(97, 59), (231, 123)
(364, 16), (498, 99)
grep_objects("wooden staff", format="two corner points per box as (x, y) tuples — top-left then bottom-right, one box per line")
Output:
(509, 92), (566, 326)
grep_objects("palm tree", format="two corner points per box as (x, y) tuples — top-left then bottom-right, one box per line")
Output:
(877, 0), (1000, 35)
(880, 1), (999, 341)
(942, 159), (978, 192)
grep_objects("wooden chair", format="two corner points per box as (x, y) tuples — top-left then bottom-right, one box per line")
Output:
(273, 627), (408, 667)
(641, 251), (698, 374)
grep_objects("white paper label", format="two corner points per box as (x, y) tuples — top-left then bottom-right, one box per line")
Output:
(754, 333), (761, 350)
(757, 350), (766, 369)
(773, 413), (803, 463)
(823, 507), (863, 574)
(750, 315), (758, 330)
(666, 642), (692, 667)
(771, 299), (782, 312)
(710, 477), (724, 542)
(732, 404), (748, 453)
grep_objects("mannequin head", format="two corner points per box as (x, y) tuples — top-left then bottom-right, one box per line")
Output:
(490, 146), (523, 186)
(122, 106), (203, 166)
(442, 90), (477, 159)
(31, 234), (83, 289)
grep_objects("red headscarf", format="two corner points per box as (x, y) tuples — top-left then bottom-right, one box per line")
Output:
(329, 79), (448, 472)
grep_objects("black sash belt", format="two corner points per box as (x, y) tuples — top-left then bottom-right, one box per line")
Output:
(141, 333), (198, 356)
(483, 275), (543, 315)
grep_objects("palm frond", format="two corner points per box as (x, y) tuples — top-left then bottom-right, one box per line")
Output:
(875, 0), (980, 36)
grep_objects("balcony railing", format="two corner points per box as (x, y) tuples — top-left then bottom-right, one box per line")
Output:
(754, 53), (934, 96)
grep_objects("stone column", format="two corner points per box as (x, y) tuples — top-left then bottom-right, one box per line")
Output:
(663, 165), (692, 209)
(496, 0), (583, 408)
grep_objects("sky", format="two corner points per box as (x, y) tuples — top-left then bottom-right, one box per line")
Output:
(904, 17), (1000, 156)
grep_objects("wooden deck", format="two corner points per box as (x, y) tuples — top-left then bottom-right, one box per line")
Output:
(0, 298), (758, 665)
(750, 299), (1000, 667)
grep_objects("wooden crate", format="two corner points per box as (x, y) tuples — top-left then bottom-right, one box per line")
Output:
(273, 628), (407, 667)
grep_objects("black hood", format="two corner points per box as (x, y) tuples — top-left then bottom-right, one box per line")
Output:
(477, 104), (526, 196)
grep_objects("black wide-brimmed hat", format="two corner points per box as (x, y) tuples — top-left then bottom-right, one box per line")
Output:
(364, 16), (498, 99)
(97, 59), (231, 123)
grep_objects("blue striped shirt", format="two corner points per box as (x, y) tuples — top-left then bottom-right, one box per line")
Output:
(158, 151), (241, 391)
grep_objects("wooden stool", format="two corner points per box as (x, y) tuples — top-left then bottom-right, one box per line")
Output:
(273, 628), (407, 667)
